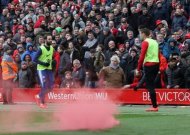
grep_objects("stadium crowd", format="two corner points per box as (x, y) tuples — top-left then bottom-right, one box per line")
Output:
(0, 0), (190, 90)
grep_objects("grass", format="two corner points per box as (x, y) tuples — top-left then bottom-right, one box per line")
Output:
(0, 105), (190, 135)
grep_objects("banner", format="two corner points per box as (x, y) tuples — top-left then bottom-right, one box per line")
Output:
(0, 88), (190, 105)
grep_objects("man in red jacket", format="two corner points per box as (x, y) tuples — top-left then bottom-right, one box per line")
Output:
(136, 28), (160, 112)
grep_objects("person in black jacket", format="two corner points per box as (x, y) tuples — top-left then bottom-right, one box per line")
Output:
(84, 49), (98, 88)
(184, 56), (190, 88)
(99, 27), (115, 50)
(104, 40), (117, 66)
(153, 1), (168, 22)
(67, 41), (80, 63)
(138, 7), (154, 30)
(166, 58), (184, 89)
(18, 61), (33, 88)
(124, 49), (139, 84)
(58, 45), (72, 77)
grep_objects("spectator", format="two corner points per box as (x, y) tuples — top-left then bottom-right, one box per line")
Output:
(94, 45), (105, 73)
(156, 33), (168, 53)
(61, 32), (74, 49)
(153, 1), (168, 22)
(126, 30), (135, 48)
(21, 9), (37, 25)
(117, 19), (133, 43)
(138, 7), (154, 30)
(61, 11), (72, 28)
(166, 58), (183, 89)
(172, 8), (188, 32)
(13, 43), (25, 59)
(157, 53), (168, 88)
(123, 70), (145, 89)
(4, 37), (17, 50)
(133, 37), (141, 52)
(72, 59), (86, 88)
(104, 40), (117, 66)
(184, 66), (190, 88)
(163, 38), (180, 60)
(121, 7), (129, 19)
(0, 9), (9, 24)
(58, 45), (71, 77)
(21, 42), (36, 61)
(117, 44), (128, 70)
(108, 21), (119, 37)
(14, 53), (21, 71)
(84, 49), (99, 88)
(0, 0), (10, 9)
(160, 27), (170, 41)
(95, 10), (107, 28)
(18, 61), (33, 88)
(82, 31), (98, 59)
(22, 53), (37, 88)
(127, 6), (139, 36)
(124, 49), (138, 84)
(99, 55), (125, 88)
(72, 14), (85, 31)
(154, 20), (165, 36)
(67, 41), (80, 63)
(147, 0), (154, 18)
(34, 35), (45, 50)
(113, 8), (122, 26)
(60, 71), (74, 88)
(99, 27), (115, 50)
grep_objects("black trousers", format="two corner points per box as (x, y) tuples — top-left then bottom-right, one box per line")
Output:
(144, 65), (159, 108)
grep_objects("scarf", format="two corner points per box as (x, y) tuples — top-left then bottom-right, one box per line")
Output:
(109, 63), (119, 69)
(83, 39), (97, 48)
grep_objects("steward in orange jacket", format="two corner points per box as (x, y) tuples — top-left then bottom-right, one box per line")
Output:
(1, 45), (18, 104)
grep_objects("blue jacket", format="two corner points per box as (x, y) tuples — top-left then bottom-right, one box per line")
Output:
(21, 43), (36, 61)
(159, 41), (168, 53)
(163, 38), (180, 60)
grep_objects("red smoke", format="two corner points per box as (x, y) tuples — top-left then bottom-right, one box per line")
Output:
(53, 91), (120, 130)
(0, 90), (120, 133)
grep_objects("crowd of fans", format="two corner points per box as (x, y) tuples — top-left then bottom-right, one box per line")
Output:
(0, 0), (190, 89)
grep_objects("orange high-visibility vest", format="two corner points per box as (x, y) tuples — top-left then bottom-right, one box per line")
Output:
(1, 54), (18, 80)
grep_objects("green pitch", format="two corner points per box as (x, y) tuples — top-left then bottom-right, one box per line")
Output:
(0, 105), (190, 135)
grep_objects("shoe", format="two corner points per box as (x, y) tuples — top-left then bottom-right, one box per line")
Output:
(35, 95), (40, 105)
(39, 103), (48, 109)
(146, 107), (159, 112)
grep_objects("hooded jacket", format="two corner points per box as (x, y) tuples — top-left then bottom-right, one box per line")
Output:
(163, 38), (180, 60)
(21, 43), (36, 61)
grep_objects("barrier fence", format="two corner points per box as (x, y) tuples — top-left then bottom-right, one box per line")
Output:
(0, 88), (190, 105)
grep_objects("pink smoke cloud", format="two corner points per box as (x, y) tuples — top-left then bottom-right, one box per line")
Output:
(53, 90), (120, 131)
(0, 90), (120, 133)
